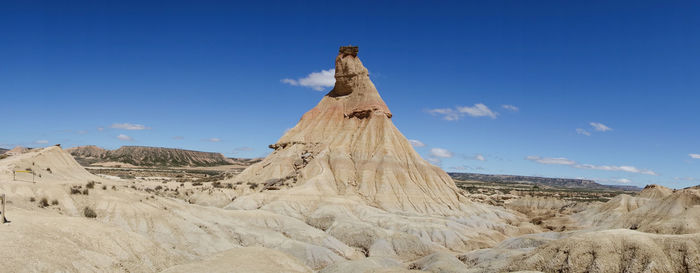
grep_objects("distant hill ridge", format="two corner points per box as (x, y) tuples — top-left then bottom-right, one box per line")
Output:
(67, 145), (235, 167)
(449, 172), (641, 191)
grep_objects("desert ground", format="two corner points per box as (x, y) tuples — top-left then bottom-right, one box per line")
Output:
(1, 47), (698, 273)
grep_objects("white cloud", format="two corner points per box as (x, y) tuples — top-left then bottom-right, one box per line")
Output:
(428, 103), (498, 120)
(474, 154), (485, 161)
(427, 108), (461, 121)
(206, 138), (221, 142)
(282, 69), (335, 91)
(690, 154), (700, 159)
(589, 122), (612, 132)
(457, 104), (498, 119)
(575, 164), (657, 175)
(526, 156), (576, 165)
(593, 177), (632, 184)
(675, 177), (699, 182)
(527, 155), (657, 175)
(409, 139), (426, 147)
(430, 148), (453, 158)
(35, 140), (49, 144)
(427, 157), (442, 165)
(97, 127), (104, 131)
(616, 178), (632, 184)
(576, 128), (591, 136)
(502, 104), (519, 111)
(450, 165), (485, 171)
(111, 123), (150, 130)
(116, 134), (133, 141)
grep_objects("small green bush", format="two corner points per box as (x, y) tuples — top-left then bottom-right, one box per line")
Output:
(29, 197), (36, 202)
(82, 189), (89, 195)
(86, 181), (95, 189)
(51, 199), (59, 205)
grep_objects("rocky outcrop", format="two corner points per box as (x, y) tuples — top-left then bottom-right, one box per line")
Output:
(574, 186), (700, 234)
(66, 145), (108, 158)
(67, 145), (234, 167)
(227, 46), (481, 215)
(3, 146), (30, 156)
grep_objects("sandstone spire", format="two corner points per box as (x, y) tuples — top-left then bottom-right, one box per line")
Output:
(229, 46), (468, 214)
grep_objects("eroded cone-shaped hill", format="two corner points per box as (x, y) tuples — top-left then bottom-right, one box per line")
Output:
(231, 47), (468, 215)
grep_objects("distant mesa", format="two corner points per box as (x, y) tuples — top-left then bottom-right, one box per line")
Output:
(449, 172), (642, 191)
(67, 145), (240, 167)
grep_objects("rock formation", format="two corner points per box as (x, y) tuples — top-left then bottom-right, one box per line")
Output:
(574, 184), (700, 234)
(65, 145), (108, 158)
(229, 46), (472, 215)
(3, 146), (29, 156)
(67, 145), (234, 167)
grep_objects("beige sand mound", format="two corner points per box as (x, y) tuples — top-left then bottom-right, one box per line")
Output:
(638, 184), (674, 199)
(574, 186), (700, 234)
(161, 247), (312, 273)
(0, 211), (178, 272)
(0, 146), (100, 183)
(507, 229), (700, 273)
(3, 146), (30, 156)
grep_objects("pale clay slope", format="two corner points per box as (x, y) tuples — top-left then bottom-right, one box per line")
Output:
(0, 146), (502, 272)
(573, 184), (700, 234)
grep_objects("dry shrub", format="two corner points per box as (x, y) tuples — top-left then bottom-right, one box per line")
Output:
(83, 207), (97, 218)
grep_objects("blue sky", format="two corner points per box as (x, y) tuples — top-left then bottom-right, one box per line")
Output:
(1, 1), (699, 188)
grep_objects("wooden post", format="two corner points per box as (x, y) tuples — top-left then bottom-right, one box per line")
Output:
(12, 171), (15, 181)
(1, 194), (5, 223)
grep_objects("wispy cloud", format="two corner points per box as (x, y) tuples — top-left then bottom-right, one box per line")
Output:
(449, 165), (485, 171)
(34, 140), (49, 144)
(282, 68), (335, 91)
(111, 123), (150, 130)
(457, 104), (498, 119)
(117, 134), (133, 141)
(428, 103), (498, 120)
(526, 156), (576, 165)
(575, 164), (657, 175)
(501, 104), (519, 111)
(409, 139), (426, 147)
(526, 155), (657, 175)
(474, 154), (486, 161)
(589, 122), (612, 132)
(172, 136), (184, 140)
(576, 128), (591, 136)
(591, 177), (632, 184)
(690, 153), (700, 159)
(675, 177), (699, 182)
(427, 147), (453, 165)
(205, 138), (221, 142)
(430, 148), (453, 158)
